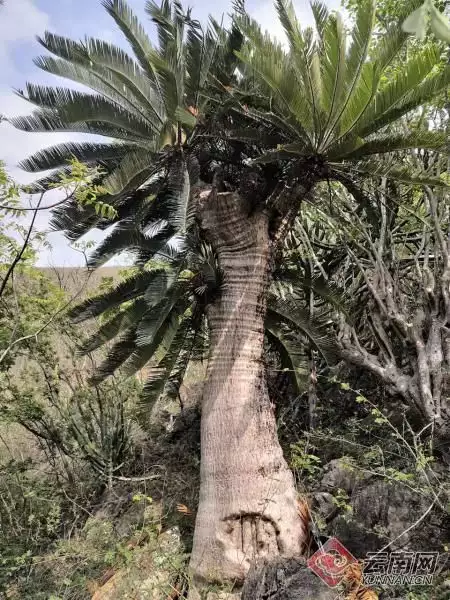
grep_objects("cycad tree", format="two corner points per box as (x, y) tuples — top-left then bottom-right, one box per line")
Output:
(11, 0), (449, 589)
(187, 0), (448, 584)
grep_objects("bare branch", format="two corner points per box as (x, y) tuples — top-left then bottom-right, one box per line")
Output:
(0, 192), (44, 298)
(0, 190), (75, 212)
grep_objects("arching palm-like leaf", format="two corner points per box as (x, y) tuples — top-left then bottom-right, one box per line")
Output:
(267, 297), (339, 365)
(234, 0), (449, 187)
(18, 142), (135, 173)
(11, 0), (241, 202)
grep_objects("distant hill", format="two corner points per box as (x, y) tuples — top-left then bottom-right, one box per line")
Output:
(37, 266), (125, 299)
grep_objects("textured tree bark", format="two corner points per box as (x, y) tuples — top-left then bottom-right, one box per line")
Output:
(189, 190), (306, 587)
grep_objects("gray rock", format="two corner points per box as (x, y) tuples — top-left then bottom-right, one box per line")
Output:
(324, 478), (449, 562)
(241, 557), (338, 600)
(320, 457), (359, 493)
(311, 491), (339, 523)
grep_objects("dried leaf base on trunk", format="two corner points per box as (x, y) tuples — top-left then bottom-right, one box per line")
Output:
(189, 191), (306, 587)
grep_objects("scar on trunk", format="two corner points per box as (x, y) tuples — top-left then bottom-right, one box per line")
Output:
(219, 513), (283, 563)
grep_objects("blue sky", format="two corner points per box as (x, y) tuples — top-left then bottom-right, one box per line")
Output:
(0, 0), (342, 267)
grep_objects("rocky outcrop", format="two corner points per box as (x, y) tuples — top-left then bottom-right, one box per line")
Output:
(313, 459), (449, 561)
(241, 557), (337, 600)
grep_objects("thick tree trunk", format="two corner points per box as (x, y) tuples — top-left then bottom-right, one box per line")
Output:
(190, 190), (306, 587)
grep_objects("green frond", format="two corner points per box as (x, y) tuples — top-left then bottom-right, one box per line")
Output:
(235, 23), (314, 144)
(86, 223), (170, 268)
(319, 12), (347, 141)
(78, 298), (148, 353)
(326, 135), (365, 161)
(49, 199), (101, 240)
(233, 0), (446, 171)
(123, 302), (184, 376)
(32, 53), (156, 130)
(323, 0), (375, 146)
(136, 281), (188, 347)
(37, 32), (160, 121)
(290, 273), (350, 317)
(103, 150), (158, 194)
(267, 296), (339, 363)
(266, 320), (309, 396)
(145, 1), (187, 118)
(136, 236), (180, 268)
(101, 0), (160, 81)
(275, 0), (303, 51)
(333, 63), (375, 143)
(9, 111), (72, 134)
(69, 270), (167, 322)
(82, 37), (165, 124)
(161, 340), (195, 400)
(362, 65), (450, 139)
(18, 142), (133, 173)
(139, 304), (202, 413)
(23, 85), (157, 137)
(186, 236), (222, 297)
(274, 1), (322, 138)
(341, 131), (448, 159)
(153, 65), (180, 122)
(209, 21), (243, 88)
(332, 161), (450, 187)
(166, 151), (191, 234)
(90, 328), (137, 384)
(304, 43), (324, 140)
(145, 0), (175, 56)
(356, 45), (443, 137)
(24, 168), (72, 193)
(92, 220), (148, 265)
(139, 364), (173, 413)
(138, 193), (175, 230)
(142, 271), (181, 310)
(9, 104), (152, 144)
(128, 152), (192, 245)
(185, 21), (218, 109)
(49, 182), (159, 240)
(310, 1), (329, 38)
(37, 31), (87, 62)
(231, 106), (302, 140)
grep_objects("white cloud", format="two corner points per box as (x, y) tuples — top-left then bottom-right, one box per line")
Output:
(0, 1), (105, 267)
(0, 0), (49, 78)
(0, 0), (49, 44)
(250, 0), (345, 43)
(0, 1), (63, 181)
(250, 0), (311, 42)
(0, 94), (85, 182)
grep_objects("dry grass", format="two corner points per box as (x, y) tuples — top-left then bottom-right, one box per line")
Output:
(0, 423), (41, 464)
